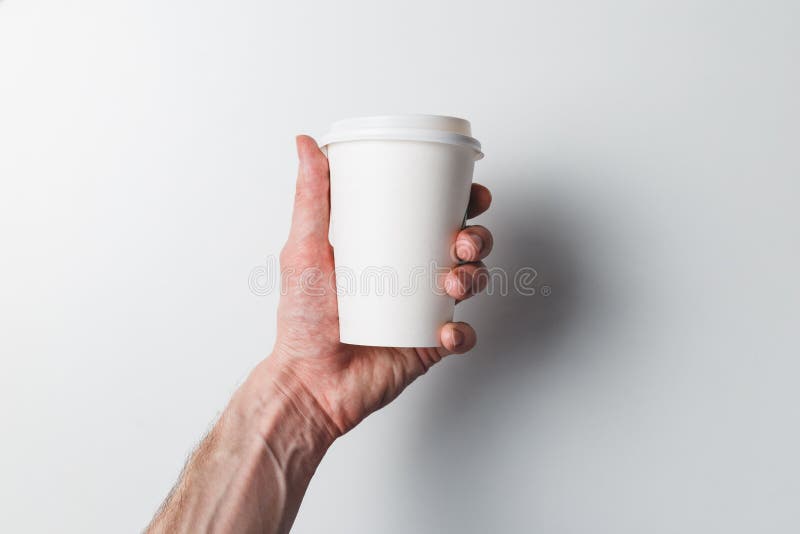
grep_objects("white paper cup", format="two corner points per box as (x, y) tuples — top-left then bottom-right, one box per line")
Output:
(319, 115), (483, 347)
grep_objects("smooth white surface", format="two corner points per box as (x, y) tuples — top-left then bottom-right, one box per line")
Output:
(319, 114), (483, 157)
(1, 1), (799, 532)
(328, 136), (475, 346)
(328, 114), (474, 136)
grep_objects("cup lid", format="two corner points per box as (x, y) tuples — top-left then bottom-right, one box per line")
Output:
(318, 114), (483, 160)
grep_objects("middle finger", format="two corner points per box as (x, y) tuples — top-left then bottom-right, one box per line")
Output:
(454, 225), (494, 262)
(445, 261), (489, 302)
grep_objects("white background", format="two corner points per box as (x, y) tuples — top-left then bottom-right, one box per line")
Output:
(1, 1), (799, 532)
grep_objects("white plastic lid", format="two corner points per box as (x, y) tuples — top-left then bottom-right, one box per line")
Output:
(318, 114), (484, 160)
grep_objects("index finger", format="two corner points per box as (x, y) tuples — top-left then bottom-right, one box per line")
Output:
(467, 183), (492, 219)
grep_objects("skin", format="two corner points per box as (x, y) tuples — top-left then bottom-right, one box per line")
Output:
(146, 136), (494, 533)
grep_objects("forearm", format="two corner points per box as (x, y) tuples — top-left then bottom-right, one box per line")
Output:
(147, 357), (337, 534)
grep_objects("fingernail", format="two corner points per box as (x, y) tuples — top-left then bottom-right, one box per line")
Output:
(445, 274), (465, 296)
(450, 328), (464, 348)
(458, 234), (483, 259)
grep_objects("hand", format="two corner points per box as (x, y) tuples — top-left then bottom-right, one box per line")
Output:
(267, 135), (494, 438)
(146, 136), (493, 534)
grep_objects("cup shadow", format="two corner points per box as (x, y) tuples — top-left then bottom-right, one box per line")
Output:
(424, 174), (587, 419)
(398, 172), (607, 531)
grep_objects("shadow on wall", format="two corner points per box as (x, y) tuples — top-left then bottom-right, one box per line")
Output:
(423, 171), (590, 422)
(401, 170), (610, 531)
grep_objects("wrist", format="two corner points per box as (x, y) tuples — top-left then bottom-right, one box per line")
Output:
(233, 355), (338, 456)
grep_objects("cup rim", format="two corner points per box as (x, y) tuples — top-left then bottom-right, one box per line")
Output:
(318, 114), (484, 160)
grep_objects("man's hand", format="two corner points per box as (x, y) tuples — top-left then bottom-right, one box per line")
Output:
(147, 136), (492, 534)
(269, 136), (494, 437)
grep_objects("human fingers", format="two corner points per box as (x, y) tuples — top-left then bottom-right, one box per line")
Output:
(438, 321), (477, 354)
(444, 262), (489, 302)
(289, 135), (331, 244)
(466, 183), (492, 219)
(454, 225), (493, 262)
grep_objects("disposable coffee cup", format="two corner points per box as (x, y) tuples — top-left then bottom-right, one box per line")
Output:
(319, 114), (483, 347)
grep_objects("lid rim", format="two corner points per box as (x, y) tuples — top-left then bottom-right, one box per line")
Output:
(318, 127), (484, 160)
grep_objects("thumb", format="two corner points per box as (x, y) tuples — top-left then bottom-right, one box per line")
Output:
(289, 135), (331, 243)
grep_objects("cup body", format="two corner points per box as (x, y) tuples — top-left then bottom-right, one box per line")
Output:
(321, 115), (482, 347)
